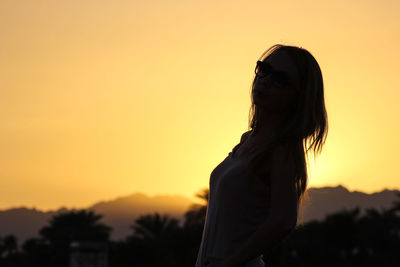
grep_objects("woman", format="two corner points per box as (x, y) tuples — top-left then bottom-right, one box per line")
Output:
(194, 44), (328, 267)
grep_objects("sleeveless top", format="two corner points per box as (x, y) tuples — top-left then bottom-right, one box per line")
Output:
(194, 132), (273, 267)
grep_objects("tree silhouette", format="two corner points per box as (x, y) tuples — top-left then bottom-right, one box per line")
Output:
(183, 187), (209, 229)
(124, 212), (181, 267)
(0, 234), (24, 267)
(21, 237), (52, 267)
(129, 212), (180, 241)
(389, 191), (400, 213)
(180, 188), (209, 266)
(0, 234), (18, 258)
(39, 209), (111, 243)
(1, 188), (399, 267)
(265, 194), (400, 267)
(38, 209), (112, 267)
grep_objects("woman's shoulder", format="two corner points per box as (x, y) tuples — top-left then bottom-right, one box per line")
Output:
(240, 130), (252, 143)
(230, 130), (252, 156)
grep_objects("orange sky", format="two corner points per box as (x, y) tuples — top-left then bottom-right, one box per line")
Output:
(1, 0), (399, 211)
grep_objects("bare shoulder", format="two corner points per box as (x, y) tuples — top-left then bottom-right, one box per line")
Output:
(239, 130), (252, 143)
(231, 131), (251, 155)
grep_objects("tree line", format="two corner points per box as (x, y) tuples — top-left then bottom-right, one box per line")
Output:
(1, 189), (399, 267)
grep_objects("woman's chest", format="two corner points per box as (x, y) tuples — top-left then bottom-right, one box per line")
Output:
(210, 157), (246, 191)
(209, 156), (270, 203)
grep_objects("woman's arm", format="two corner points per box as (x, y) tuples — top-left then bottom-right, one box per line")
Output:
(222, 143), (298, 267)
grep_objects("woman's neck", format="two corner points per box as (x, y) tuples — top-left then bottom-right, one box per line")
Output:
(252, 108), (287, 137)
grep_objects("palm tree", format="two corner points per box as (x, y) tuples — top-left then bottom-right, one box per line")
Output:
(183, 187), (209, 229)
(127, 212), (181, 266)
(129, 212), (180, 241)
(39, 209), (112, 244)
(38, 209), (112, 267)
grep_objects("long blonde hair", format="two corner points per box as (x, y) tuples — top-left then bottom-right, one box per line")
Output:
(238, 44), (328, 222)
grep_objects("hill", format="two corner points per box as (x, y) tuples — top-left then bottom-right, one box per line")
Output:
(0, 185), (398, 250)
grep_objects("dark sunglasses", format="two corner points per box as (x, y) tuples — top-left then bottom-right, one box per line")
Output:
(254, 60), (300, 91)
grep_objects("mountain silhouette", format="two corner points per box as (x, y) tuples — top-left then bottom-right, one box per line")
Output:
(0, 185), (398, 250)
(300, 184), (399, 223)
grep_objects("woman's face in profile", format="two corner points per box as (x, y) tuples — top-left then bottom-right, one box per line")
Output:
(252, 50), (300, 113)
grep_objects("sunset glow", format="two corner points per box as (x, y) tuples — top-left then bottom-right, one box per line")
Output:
(1, 0), (399, 210)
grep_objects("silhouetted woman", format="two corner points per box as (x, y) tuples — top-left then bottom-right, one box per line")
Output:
(194, 44), (328, 267)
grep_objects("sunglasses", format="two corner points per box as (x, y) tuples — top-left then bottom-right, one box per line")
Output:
(254, 60), (300, 91)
